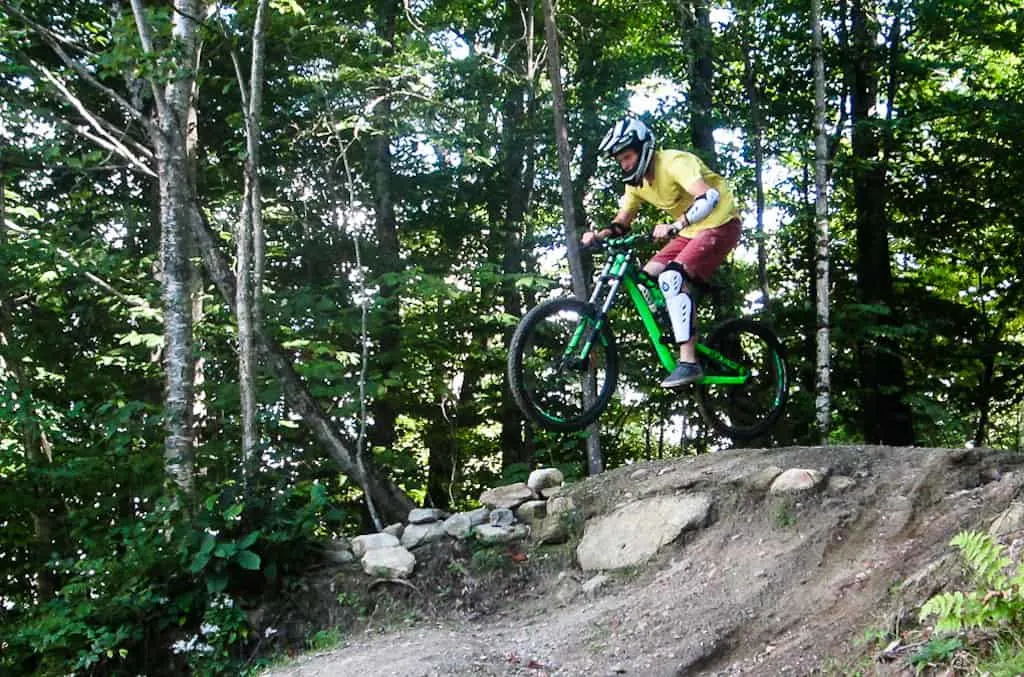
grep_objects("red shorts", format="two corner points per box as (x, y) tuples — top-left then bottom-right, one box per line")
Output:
(648, 218), (742, 282)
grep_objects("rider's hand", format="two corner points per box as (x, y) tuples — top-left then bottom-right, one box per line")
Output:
(581, 230), (601, 247)
(652, 222), (681, 241)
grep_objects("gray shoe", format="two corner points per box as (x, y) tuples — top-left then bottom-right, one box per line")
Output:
(661, 361), (703, 388)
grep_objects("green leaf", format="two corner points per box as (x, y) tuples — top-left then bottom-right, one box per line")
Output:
(206, 573), (228, 594)
(237, 530), (261, 550)
(189, 551), (212, 574)
(223, 503), (244, 520)
(235, 550), (261, 571)
(214, 542), (237, 558)
(199, 533), (216, 556)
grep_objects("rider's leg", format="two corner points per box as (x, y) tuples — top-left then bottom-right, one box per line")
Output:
(644, 244), (698, 366)
(647, 220), (743, 387)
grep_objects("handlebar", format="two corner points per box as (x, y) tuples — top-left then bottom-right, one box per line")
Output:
(580, 226), (679, 253)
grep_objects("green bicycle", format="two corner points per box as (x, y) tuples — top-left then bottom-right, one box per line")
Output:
(507, 231), (788, 440)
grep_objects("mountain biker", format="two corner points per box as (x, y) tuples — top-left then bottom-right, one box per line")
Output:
(581, 118), (742, 389)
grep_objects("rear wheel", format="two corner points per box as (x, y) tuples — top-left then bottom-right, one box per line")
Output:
(508, 298), (618, 432)
(696, 318), (788, 440)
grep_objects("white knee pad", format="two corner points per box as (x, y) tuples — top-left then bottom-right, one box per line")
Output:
(658, 268), (694, 344)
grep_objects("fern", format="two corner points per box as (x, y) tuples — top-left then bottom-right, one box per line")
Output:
(919, 530), (1024, 635)
(951, 531), (1011, 589)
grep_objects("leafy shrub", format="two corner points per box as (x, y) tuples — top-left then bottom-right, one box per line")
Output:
(919, 531), (1024, 633)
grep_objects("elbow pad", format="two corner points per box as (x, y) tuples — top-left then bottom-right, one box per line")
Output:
(684, 187), (720, 225)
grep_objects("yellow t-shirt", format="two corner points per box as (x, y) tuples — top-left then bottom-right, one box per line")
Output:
(619, 150), (740, 238)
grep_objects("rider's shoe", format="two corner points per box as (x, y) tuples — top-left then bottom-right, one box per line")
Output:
(661, 362), (703, 388)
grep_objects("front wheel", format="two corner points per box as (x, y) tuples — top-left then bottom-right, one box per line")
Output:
(508, 298), (619, 432)
(696, 318), (788, 441)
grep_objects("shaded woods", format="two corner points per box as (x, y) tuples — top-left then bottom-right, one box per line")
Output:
(1, 0), (1023, 672)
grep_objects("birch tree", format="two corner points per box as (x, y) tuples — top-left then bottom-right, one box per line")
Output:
(542, 0), (603, 475)
(812, 0), (831, 442)
(127, 0), (203, 497)
(232, 0), (271, 483)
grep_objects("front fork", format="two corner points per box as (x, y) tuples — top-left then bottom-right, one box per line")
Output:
(562, 257), (625, 367)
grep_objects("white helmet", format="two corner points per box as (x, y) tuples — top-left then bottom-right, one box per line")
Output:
(599, 118), (655, 186)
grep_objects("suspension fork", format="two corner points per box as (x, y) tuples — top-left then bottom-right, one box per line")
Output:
(564, 254), (628, 364)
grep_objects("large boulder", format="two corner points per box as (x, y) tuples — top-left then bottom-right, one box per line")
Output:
(534, 515), (571, 545)
(479, 483), (536, 510)
(770, 468), (826, 494)
(408, 508), (447, 524)
(351, 532), (400, 558)
(527, 468), (564, 493)
(400, 521), (447, 549)
(443, 508), (490, 539)
(361, 546), (416, 578)
(516, 500), (548, 524)
(576, 494), (713, 571)
(473, 524), (530, 545)
(489, 508), (515, 527)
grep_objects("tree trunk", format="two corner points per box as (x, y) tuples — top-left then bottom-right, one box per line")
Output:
(738, 4), (769, 308)
(541, 0), (603, 475)
(498, 0), (532, 470)
(367, 0), (402, 456)
(679, 0), (716, 164)
(189, 205), (415, 522)
(812, 0), (832, 444)
(131, 0), (202, 497)
(849, 0), (914, 445)
(235, 0), (270, 483)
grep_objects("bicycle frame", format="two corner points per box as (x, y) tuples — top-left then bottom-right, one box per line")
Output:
(567, 237), (750, 385)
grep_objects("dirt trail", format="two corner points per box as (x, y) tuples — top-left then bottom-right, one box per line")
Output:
(267, 446), (1024, 677)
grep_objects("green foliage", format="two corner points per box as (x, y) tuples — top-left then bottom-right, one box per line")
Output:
(305, 627), (342, 651)
(919, 531), (1024, 634)
(910, 637), (963, 668)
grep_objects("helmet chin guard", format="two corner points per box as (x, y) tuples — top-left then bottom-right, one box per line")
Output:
(599, 118), (655, 186)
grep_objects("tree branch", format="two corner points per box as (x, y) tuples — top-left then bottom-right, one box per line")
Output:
(129, 0), (172, 124)
(31, 59), (158, 178)
(2, 0), (157, 137)
(5, 223), (160, 317)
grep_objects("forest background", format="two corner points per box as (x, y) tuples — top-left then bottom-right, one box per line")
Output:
(1, 0), (1022, 673)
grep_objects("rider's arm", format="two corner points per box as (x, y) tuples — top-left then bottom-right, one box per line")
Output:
(599, 207), (636, 239)
(583, 207), (636, 244)
(672, 178), (720, 230)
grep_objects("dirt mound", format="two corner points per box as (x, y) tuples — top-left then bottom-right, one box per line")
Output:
(266, 446), (1024, 676)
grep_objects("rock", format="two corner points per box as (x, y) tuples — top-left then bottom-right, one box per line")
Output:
(534, 515), (571, 545)
(770, 468), (826, 494)
(489, 508), (516, 527)
(516, 500), (548, 524)
(407, 508), (447, 524)
(547, 495), (576, 516)
(322, 540), (356, 565)
(479, 483), (536, 510)
(443, 514), (471, 539)
(527, 468), (564, 493)
(400, 521), (447, 549)
(826, 475), (856, 494)
(443, 508), (490, 539)
(745, 465), (784, 491)
(630, 468), (650, 481)
(540, 485), (564, 499)
(361, 546), (415, 578)
(351, 532), (400, 557)
(990, 501), (1024, 538)
(473, 524), (530, 545)
(576, 494), (713, 571)
(554, 571), (580, 605)
(581, 573), (610, 595)
(383, 523), (404, 539)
